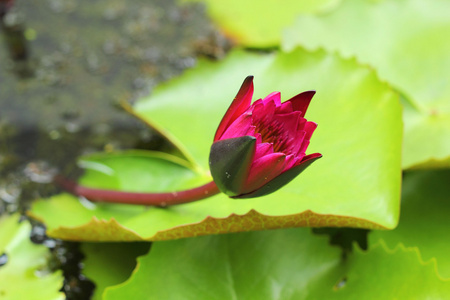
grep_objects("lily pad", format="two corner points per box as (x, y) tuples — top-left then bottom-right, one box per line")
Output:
(312, 241), (450, 299)
(30, 48), (402, 241)
(182, 0), (341, 48)
(283, 0), (450, 169)
(102, 228), (342, 299)
(0, 214), (64, 300)
(81, 242), (151, 300)
(100, 229), (450, 299)
(370, 169), (450, 278)
(134, 48), (402, 228)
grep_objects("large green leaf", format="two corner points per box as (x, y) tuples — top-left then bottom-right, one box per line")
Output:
(102, 228), (342, 300)
(181, 0), (341, 48)
(30, 48), (402, 241)
(283, 0), (450, 169)
(0, 214), (64, 300)
(370, 169), (450, 278)
(81, 242), (151, 300)
(101, 229), (450, 299)
(133, 49), (402, 228)
(312, 241), (450, 299)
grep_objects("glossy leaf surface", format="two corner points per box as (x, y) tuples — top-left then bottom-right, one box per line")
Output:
(101, 229), (450, 299)
(103, 228), (341, 299)
(370, 169), (450, 278)
(283, 0), (450, 169)
(314, 242), (450, 299)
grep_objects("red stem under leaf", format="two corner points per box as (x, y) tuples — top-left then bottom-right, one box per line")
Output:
(54, 175), (221, 207)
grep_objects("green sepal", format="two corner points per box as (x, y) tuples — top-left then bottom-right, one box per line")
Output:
(209, 136), (256, 197)
(235, 154), (322, 198)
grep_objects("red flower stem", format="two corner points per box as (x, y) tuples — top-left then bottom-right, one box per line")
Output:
(54, 175), (221, 207)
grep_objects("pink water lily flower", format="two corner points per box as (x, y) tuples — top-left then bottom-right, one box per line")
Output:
(209, 76), (322, 198)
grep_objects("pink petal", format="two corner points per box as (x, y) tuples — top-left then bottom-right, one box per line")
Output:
(296, 152), (323, 166)
(297, 139), (310, 157)
(254, 142), (274, 160)
(297, 117), (307, 131)
(296, 122), (317, 155)
(244, 153), (286, 193)
(277, 101), (293, 114)
(214, 76), (254, 141)
(252, 101), (266, 119)
(284, 154), (297, 170)
(220, 113), (253, 140)
(251, 98), (263, 108)
(262, 92), (281, 106)
(284, 90), (315, 117)
(252, 98), (276, 125)
(273, 111), (302, 138)
(304, 121), (318, 140)
(289, 130), (306, 156)
(264, 98), (277, 114)
(255, 133), (262, 143)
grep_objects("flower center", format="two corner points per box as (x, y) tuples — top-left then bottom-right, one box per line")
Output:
(253, 119), (289, 153)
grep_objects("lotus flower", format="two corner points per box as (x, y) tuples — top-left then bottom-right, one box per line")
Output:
(209, 76), (322, 198)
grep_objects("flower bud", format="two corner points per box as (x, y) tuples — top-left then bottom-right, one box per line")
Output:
(209, 76), (322, 198)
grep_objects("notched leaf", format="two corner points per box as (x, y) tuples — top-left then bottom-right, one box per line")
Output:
(47, 217), (144, 242)
(152, 209), (387, 241)
(31, 207), (386, 242)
